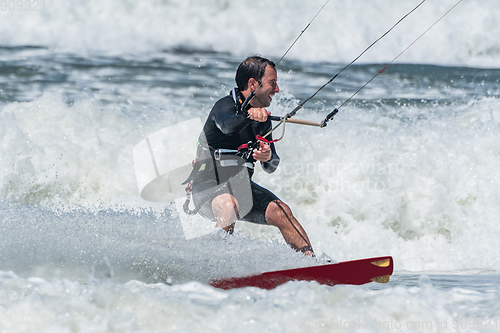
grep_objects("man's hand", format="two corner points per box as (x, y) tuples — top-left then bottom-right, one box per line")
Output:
(247, 107), (270, 122)
(252, 141), (272, 162)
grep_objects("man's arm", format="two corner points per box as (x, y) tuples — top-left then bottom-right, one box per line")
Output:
(261, 142), (280, 173)
(212, 97), (251, 135)
(253, 139), (280, 174)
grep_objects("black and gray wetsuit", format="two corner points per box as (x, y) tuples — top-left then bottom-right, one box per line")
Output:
(191, 88), (280, 224)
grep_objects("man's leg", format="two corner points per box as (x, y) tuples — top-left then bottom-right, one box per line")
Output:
(211, 193), (238, 234)
(265, 200), (314, 256)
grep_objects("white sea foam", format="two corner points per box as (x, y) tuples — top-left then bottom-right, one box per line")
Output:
(0, 271), (499, 333)
(1, 0), (499, 68)
(258, 97), (500, 271)
(1, 88), (500, 273)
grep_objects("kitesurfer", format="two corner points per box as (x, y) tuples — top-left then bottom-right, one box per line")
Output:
(186, 56), (314, 256)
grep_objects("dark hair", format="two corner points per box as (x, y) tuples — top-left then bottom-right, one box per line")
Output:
(235, 56), (276, 91)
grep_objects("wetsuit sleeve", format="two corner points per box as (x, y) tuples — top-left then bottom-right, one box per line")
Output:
(212, 97), (251, 135)
(261, 144), (279, 173)
(261, 140), (280, 174)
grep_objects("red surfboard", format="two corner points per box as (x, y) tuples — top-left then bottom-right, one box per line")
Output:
(209, 256), (393, 290)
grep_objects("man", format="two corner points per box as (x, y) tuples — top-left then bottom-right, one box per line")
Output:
(188, 56), (314, 256)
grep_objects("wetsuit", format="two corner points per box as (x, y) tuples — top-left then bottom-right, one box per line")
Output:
(190, 88), (280, 224)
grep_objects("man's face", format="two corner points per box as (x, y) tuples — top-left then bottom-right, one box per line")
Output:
(251, 65), (279, 108)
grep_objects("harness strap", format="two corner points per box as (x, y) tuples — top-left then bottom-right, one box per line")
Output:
(181, 159), (205, 185)
(183, 181), (198, 215)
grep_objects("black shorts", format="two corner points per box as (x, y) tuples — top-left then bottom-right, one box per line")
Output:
(191, 170), (279, 225)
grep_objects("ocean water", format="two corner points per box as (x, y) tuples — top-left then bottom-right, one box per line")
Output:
(1, 0), (500, 332)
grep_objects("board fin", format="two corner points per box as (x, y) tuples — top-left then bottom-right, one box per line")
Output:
(370, 275), (391, 284)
